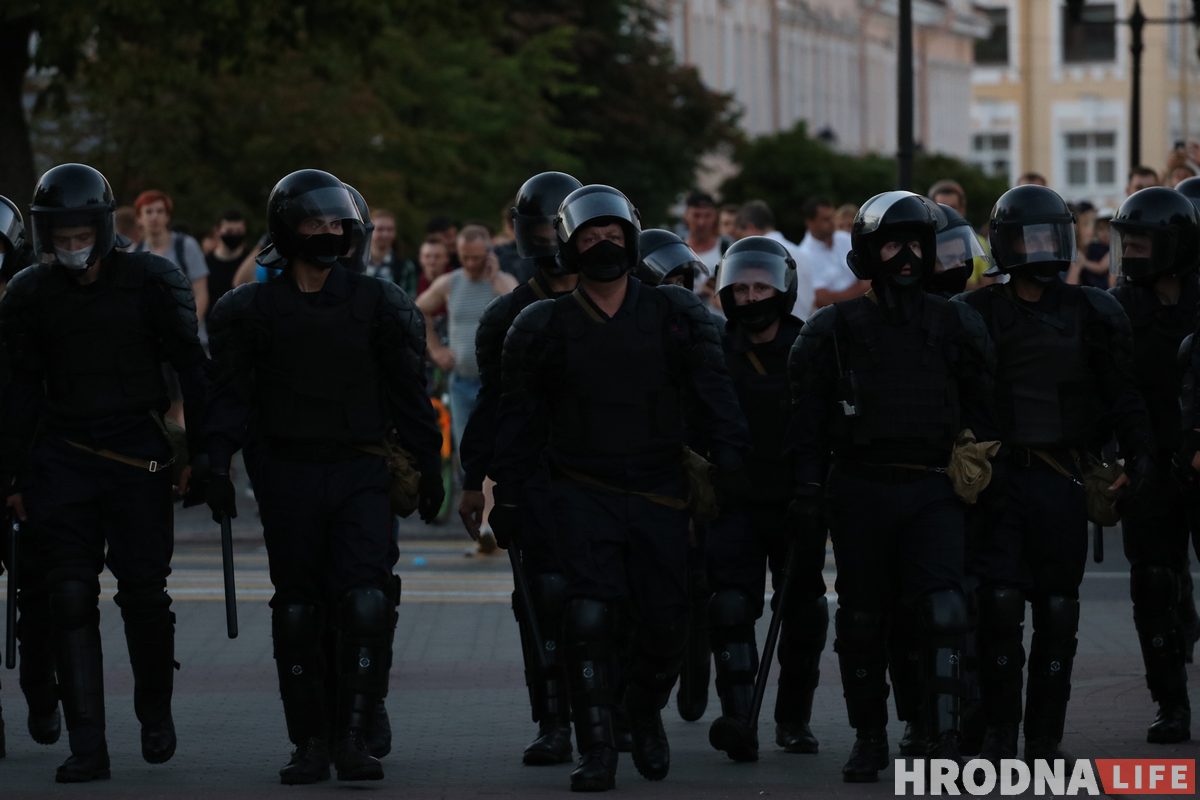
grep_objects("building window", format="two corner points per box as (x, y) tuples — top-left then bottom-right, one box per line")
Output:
(971, 132), (1012, 178)
(1064, 130), (1118, 192)
(1062, 3), (1116, 63)
(974, 7), (1009, 66)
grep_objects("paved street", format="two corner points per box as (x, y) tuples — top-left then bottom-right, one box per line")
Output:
(0, 517), (1197, 799)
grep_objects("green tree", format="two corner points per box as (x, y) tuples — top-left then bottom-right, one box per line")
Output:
(722, 123), (1010, 241)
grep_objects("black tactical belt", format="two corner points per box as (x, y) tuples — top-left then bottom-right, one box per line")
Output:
(63, 439), (175, 474)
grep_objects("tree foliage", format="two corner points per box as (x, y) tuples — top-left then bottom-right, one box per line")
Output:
(721, 123), (1011, 241)
(1, 0), (737, 249)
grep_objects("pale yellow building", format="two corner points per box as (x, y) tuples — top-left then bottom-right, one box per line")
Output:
(970, 0), (1200, 209)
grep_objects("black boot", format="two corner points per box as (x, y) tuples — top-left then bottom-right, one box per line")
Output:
(280, 736), (331, 785)
(843, 729), (889, 783)
(364, 699), (392, 758)
(612, 701), (633, 753)
(332, 588), (391, 782)
(332, 717), (383, 782)
(524, 669), (573, 765)
(1023, 596), (1078, 768)
(980, 723), (1019, 763)
(1131, 566), (1192, 745)
(676, 563), (711, 722)
(570, 706), (617, 792)
(626, 686), (670, 781)
(52, 583), (108, 783)
(776, 596), (827, 754)
(123, 606), (178, 764)
(707, 591), (759, 762)
(1147, 701), (1191, 744)
(18, 588), (62, 746)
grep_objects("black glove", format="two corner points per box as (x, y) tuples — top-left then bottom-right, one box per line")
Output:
(205, 470), (237, 523)
(417, 472), (445, 524)
(182, 456), (211, 508)
(489, 503), (520, 550)
(786, 484), (824, 533)
(713, 466), (753, 507)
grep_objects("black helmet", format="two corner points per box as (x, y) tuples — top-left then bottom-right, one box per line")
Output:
(266, 169), (361, 267)
(927, 202), (989, 296)
(988, 185), (1075, 279)
(847, 191), (937, 286)
(1109, 187), (1200, 284)
(342, 182), (374, 274)
(636, 229), (707, 291)
(555, 184), (641, 281)
(715, 235), (797, 330)
(0, 195), (28, 277)
(29, 163), (116, 271)
(512, 171), (582, 275)
(1174, 175), (1200, 214)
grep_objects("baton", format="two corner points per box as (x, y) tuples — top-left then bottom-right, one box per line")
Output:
(1092, 521), (1104, 563)
(221, 515), (238, 639)
(5, 519), (17, 669)
(507, 532), (548, 672)
(749, 536), (801, 729)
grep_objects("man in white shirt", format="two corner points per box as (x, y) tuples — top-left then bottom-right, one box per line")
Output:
(734, 200), (812, 319)
(683, 191), (730, 281)
(797, 198), (869, 316)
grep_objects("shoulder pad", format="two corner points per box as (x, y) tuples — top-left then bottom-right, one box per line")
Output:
(478, 292), (520, 334)
(1180, 333), (1195, 368)
(1080, 285), (1128, 324)
(375, 279), (426, 350)
(208, 282), (260, 332)
(658, 283), (705, 313)
(511, 297), (557, 335)
(137, 251), (192, 292)
(799, 303), (838, 339)
(950, 297), (988, 338)
(1, 263), (53, 307)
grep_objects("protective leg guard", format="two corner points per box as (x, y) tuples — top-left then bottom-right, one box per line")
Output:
(834, 607), (890, 782)
(775, 595), (828, 754)
(959, 588), (985, 756)
(706, 590), (759, 762)
(676, 562), (712, 722)
(1131, 566), (1191, 743)
(50, 581), (110, 783)
(890, 604), (926, 757)
(627, 618), (687, 781)
(271, 603), (330, 784)
(565, 599), (618, 792)
(920, 590), (969, 762)
(17, 580), (61, 745)
(1180, 567), (1198, 664)
(118, 583), (177, 764)
(977, 585), (1025, 762)
(524, 572), (573, 766)
(333, 587), (391, 782)
(364, 575), (399, 759)
(1023, 595), (1079, 762)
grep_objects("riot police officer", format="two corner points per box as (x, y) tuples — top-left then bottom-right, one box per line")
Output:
(0, 194), (61, 758)
(1109, 187), (1199, 744)
(960, 184), (1154, 763)
(491, 184), (750, 791)
(0, 164), (209, 782)
(704, 236), (829, 763)
(205, 169), (444, 784)
(789, 191), (997, 782)
(634, 229), (708, 291)
(457, 170), (583, 766)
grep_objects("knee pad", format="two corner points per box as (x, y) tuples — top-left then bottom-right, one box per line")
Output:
(1130, 565), (1180, 612)
(50, 580), (99, 630)
(565, 598), (612, 643)
(780, 594), (830, 655)
(1032, 595), (1080, 639)
(115, 580), (172, 625)
(272, 603), (321, 651)
(921, 590), (970, 637)
(708, 589), (755, 631)
(833, 607), (884, 654)
(978, 586), (1025, 632)
(338, 587), (392, 639)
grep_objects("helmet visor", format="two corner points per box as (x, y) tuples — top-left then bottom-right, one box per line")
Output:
(512, 213), (558, 260)
(0, 202), (22, 251)
(275, 186), (361, 231)
(991, 221), (1075, 269)
(558, 192), (637, 242)
(716, 249), (791, 293)
(642, 241), (708, 282)
(935, 225), (990, 274)
(1110, 224), (1177, 282)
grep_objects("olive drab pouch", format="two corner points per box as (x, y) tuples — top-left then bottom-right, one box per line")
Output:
(149, 411), (188, 486)
(361, 435), (421, 517)
(681, 446), (720, 522)
(1081, 455), (1124, 527)
(946, 428), (1002, 504)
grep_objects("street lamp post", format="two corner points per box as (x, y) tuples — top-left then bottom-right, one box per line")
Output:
(898, 0), (914, 190)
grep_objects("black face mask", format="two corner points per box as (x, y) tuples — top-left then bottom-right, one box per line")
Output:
(880, 245), (923, 287)
(1019, 262), (1062, 284)
(577, 240), (628, 282)
(220, 232), (246, 250)
(298, 232), (346, 268)
(924, 266), (969, 297)
(730, 297), (780, 332)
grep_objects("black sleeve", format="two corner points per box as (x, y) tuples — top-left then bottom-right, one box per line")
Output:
(373, 281), (442, 477)
(1181, 333), (1199, 431)
(491, 299), (557, 497)
(1082, 287), (1154, 458)
(787, 304), (839, 487)
(144, 255), (209, 457)
(205, 285), (259, 471)
(949, 300), (1000, 442)
(659, 285), (750, 471)
(0, 266), (47, 484)
(459, 293), (517, 491)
